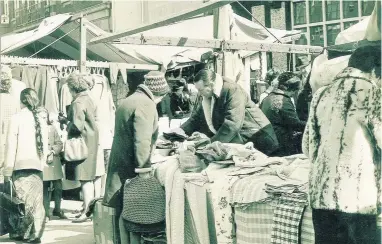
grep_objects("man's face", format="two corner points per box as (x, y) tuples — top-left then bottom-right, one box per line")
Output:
(194, 80), (213, 98)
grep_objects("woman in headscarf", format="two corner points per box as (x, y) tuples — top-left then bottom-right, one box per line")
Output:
(259, 68), (281, 105)
(260, 71), (306, 156)
(59, 73), (102, 223)
(3, 88), (48, 243)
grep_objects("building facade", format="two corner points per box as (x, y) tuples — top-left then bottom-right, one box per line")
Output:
(0, 0), (112, 34)
(252, 0), (376, 71)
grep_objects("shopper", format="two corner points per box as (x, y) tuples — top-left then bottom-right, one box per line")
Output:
(174, 69), (279, 156)
(303, 45), (381, 244)
(38, 109), (66, 222)
(260, 71), (306, 156)
(258, 68), (281, 105)
(3, 88), (48, 243)
(59, 73), (101, 223)
(103, 71), (170, 244)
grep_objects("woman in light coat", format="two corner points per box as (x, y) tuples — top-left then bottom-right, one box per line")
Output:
(59, 73), (102, 223)
(3, 88), (48, 243)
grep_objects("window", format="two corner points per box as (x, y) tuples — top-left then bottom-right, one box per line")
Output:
(362, 0), (375, 16)
(295, 28), (308, 45)
(327, 24), (341, 46)
(310, 25), (324, 46)
(344, 21), (359, 30)
(343, 1), (359, 18)
(326, 0), (340, 21)
(309, 0), (323, 23)
(293, 1), (306, 25)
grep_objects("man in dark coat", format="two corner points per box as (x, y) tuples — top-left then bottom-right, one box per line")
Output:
(103, 71), (170, 208)
(260, 72), (306, 156)
(176, 69), (279, 156)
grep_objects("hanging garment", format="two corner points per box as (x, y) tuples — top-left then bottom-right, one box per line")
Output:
(89, 74), (116, 150)
(0, 92), (20, 167)
(21, 66), (38, 89)
(11, 65), (23, 81)
(34, 66), (48, 106)
(43, 68), (60, 114)
(9, 79), (26, 110)
(109, 63), (119, 84)
(59, 83), (73, 117)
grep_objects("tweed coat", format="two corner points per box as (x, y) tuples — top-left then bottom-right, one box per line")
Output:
(303, 67), (381, 214)
(103, 85), (159, 207)
(65, 92), (100, 181)
(181, 77), (279, 155)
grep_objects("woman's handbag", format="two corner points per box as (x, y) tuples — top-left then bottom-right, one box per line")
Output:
(63, 136), (88, 162)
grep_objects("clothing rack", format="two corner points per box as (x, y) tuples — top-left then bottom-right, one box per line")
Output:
(1, 55), (159, 71)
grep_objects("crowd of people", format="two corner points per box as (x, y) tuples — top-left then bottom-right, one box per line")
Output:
(0, 43), (380, 244)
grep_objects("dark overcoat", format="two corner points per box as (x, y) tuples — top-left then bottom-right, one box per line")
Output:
(260, 89), (306, 156)
(103, 85), (159, 207)
(181, 77), (279, 155)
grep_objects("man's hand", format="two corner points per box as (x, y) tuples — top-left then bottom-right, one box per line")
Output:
(135, 168), (152, 179)
(138, 172), (151, 179)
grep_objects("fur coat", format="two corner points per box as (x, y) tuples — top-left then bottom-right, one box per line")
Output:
(303, 67), (381, 214)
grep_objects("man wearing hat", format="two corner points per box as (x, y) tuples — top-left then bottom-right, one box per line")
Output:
(103, 71), (170, 243)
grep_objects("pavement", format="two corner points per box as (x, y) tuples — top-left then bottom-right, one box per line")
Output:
(0, 200), (95, 244)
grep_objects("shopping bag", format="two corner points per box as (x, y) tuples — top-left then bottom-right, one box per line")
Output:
(0, 181), (25, 236)
(0, 181), (25, 217)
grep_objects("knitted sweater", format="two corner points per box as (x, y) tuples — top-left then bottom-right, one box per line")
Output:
(303, 67), (381, 214)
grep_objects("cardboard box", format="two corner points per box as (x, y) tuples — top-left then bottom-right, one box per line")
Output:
(93, 200), (120, 244)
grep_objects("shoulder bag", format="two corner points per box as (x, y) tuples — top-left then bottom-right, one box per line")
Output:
(63, 136), (88, 162)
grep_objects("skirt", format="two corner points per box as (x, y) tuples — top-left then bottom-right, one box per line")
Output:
(9, 169), (45, 241)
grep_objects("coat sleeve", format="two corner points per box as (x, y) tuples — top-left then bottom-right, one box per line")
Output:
(181, 101), (204, 135)
(3, 115), (19, 176)
(280, 97), (306, 131)
(211, 86), (246, 143)
(67, 102), (85, 136)
(132, 107), (155, 169)
(51, 126), (63, 155)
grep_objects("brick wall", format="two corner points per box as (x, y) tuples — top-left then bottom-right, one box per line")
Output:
(270, 6), (288, 71)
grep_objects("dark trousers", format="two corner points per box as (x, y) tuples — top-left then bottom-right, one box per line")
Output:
(312, 209), (381, 244)
(43, 180), (63, 217)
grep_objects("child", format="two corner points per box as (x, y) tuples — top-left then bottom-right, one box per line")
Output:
(38, 108), (67, 221)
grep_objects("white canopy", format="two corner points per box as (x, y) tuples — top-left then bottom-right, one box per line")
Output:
(1, 13), (301, 69)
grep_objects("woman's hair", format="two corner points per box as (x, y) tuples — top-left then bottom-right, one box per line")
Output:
(265, 68), (281, 85)
(66, 72), (90, 94)
(20, 88), (44, 158)
(194, 69), (216, 87)
(348, 45), (381, 78)
(277, 71), (301, 92)
(36, 107), (52, 125)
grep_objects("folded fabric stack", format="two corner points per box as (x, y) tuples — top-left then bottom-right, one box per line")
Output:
(271, 192), (309, 244)
(265, 183), (308, 195)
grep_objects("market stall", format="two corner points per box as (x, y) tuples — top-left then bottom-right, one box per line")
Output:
(87, 1), (326, 243)
(150, 139), (315, 244)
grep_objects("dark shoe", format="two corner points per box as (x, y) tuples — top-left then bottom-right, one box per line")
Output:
(72, 214), (90, 223)
(10, 236), (23, 241)
(52, 210), (68, 219)
(26, 238), (41, 243)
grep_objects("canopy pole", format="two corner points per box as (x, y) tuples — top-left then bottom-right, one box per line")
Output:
(79, 14), (87, 73)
